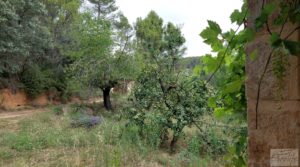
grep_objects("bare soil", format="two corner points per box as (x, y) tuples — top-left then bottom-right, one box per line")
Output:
(0, 108), (49, 119)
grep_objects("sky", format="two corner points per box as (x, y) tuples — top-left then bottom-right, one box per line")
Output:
(115, 0), (243, 57)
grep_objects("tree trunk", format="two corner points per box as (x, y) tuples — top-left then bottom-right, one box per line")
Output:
(103, 87), (112, 110)
(170, 135), (178, 153)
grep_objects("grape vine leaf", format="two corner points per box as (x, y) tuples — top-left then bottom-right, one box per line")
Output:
(283, 40), (300, 55)
(223, 77), (245, 94)
(270, 33), (282, 48)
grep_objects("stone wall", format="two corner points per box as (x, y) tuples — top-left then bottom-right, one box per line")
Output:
(246, 0), (300, 166)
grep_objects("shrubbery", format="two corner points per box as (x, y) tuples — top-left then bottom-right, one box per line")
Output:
(21, 64), (67, 98)
(52, 106), (64, 116)
(124, 70), (210, 151)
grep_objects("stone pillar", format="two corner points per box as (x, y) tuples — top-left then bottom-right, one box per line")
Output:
(246, 1), (300, 167)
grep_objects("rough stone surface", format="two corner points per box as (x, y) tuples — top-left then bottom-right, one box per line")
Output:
(246, 0), (300, 166)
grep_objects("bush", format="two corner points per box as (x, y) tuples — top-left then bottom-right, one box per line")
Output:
(126, 72), (210, 151)
(141, 113), (166, 149)
(21, 64), (67, 98)
(52, 106), (64, 116)
(187, 136), (201, 156)
(21, 64), (47, 97)
(123, 107), (167, 149)
(120, 124), (141, 145)
(10, 133), (36, 151)
(198, 126), (228, 157)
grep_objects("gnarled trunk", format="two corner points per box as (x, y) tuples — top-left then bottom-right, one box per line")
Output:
(103, 87), (112, 110)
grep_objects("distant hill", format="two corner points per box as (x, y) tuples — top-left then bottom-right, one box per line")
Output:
(177, 56), (202, 70)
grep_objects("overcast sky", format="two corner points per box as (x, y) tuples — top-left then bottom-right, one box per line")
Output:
(116, 0), (243, 57)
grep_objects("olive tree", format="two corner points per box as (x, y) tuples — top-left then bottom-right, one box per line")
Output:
(68, 1), (136, 110)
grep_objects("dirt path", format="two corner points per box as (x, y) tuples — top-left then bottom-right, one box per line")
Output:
(0, 98), (103, 120)
(0, 108), (49, 119)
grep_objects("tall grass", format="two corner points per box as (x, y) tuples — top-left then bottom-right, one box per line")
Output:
(0, 108), (222, 167)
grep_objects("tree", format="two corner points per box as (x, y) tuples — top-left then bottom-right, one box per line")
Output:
(88, 0), (117, 18)
(43, 0), (82, 59)
(68, 4), (136, 110)
(0, 0), (51, 89)
(127, 11), (208, 151)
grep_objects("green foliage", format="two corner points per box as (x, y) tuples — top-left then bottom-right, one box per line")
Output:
(224, 127), (247, 167)
(230, 10), (245, 25)
(197, 0), (300, 165)
(128, 11), (210, 151)
(283, 40), (300, 55)
(0, 0), (72, 96)
(127, 71), (209, 150)
(200, 21), (223, 52)
(0, 0), (51, 76)
(21, 65), (47, 98)
(123, 110), (167, 149)
(88, 0), (117, 17)
(198, 126), (228, 157)
(67, 4), (137, 110)
(198, 28), (248, 121)
(177, 57), (202, 72)
(21, 64), (66, 98)
(187, 136), (201, 156)
(196, 2), (250, 165)
(52, 106), (64, 116)
(0, 148), (14, 160)
(255, 2), (276, 30)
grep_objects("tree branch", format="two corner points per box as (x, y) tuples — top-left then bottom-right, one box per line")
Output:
(255, 49), (275, 129)
(284, 26), (300, 40)
(206, 8), (248, 84)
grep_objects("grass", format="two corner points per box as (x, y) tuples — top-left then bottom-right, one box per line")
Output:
(0, 103), (224, 167)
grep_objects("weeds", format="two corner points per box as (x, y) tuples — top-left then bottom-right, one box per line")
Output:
(0, 106), (224, 167)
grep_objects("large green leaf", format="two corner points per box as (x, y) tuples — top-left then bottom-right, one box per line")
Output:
(270, 33), (282, 48)
(230, 9), (243, 24)
(208, 97), (217, 108)
(283, 40), (300, 55)
(202, 54), (218, 73)
(223, 77), (245, 94)
(255, 3), (276, 30)
(263, 3), (276, 15)
(208, 20), (222, 34)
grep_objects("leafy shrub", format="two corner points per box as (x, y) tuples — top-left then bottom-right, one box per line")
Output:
(187, 136), (201, 156)
(21, 64), (47, 97)
(52, 106), (64, 116)
(10, 133), (35, 151)
(21, 64), (67, 98)
(198, 126), (228, 157)
(120, 124), (141, 145)
(123, 107), (167, 148)
(125, 72), (210, 151)
(142, 115), (165, 149)
(224, 127), (247, 167)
